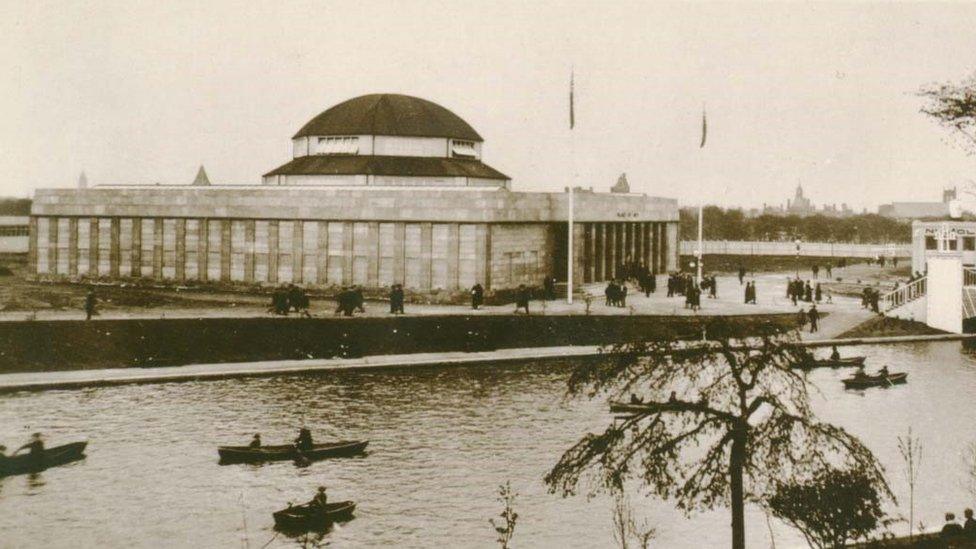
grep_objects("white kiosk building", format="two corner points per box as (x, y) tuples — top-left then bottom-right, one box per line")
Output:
(884, 220), (976, 333)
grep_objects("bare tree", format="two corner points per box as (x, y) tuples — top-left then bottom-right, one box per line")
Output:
(965, 442), (976, 500)
(610, 489), (656, 549)
(544, 323), (891, 549)
(489, 481), (518, 549)
(896, 428), (923, 541)
(919, 72), (976, 154)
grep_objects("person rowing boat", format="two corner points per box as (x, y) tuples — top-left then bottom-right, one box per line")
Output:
(13, 433), (44, 460)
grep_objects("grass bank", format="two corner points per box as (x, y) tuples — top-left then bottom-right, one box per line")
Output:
(0, 313), (798, 374)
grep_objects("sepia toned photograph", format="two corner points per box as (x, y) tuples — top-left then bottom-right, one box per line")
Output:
(2, 1), (976, 547)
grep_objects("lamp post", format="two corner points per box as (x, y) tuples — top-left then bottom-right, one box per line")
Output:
(794, 237), (802, 278)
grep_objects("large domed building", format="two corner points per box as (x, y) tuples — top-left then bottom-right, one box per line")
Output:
(29, 94), (678, 294)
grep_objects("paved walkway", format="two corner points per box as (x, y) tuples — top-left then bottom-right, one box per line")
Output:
(0, 272), (853, 322)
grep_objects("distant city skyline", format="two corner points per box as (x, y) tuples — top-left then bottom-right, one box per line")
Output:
(2, 2), (976, 211)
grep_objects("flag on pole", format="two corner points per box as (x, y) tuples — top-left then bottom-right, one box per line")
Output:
(699, 106), (707, 148)
(569, 70), (575, 129)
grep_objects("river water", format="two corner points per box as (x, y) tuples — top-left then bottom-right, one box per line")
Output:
(1, 341), (975, 548)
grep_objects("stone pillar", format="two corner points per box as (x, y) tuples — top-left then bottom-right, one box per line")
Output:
(596, 223), (604, 280)
(316, 221), (328, 285)
(48, 216), (58, 275)
(475, 224), (489, 287)
(573, 223), (586, 288)
(27, 217), (37, 275)
(110, 218), (120, 277)
(586, 223), (595, 283)
(175, 219), (186, 281)
(153, 218), (163, 279)
(643, 223), (651, 272)
(447, 223), (460, 290)
(244, 221), (255, 283)
(483, 224), (493, 289)
(367, 222), (380, 288)
(665, 222), (678, 272)
(268, 220), (279, 284)
(220, 219), (232, 282)
(632, 222), (640, 267)
(89, 217), (99, 275)
(342, 221), (353, 285)
(291, 220), (304, 284)
(420, 223), (433, 290)
(197, 218), (208, 282)
(608, 223), (617, 279)
(131, 219), (142, 278)
(68, 218), (78, 276)
(393, 223), (406, 284)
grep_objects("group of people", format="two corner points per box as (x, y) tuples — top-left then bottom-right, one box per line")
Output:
(787, 278), (823, 305)
(797, 304), (820, 332)
(604, 280), (629, 307)
(269, 284), (311, 317)
(941, 509), (976, 541)
(861, 286), (881, 314)
(666, 272), (696, 298)
(809, 263), (834, 279)
(334, 286), (366, 317)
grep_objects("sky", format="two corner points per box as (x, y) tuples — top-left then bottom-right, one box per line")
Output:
(1, 1), (975, 211)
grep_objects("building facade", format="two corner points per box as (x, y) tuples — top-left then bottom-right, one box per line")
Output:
(29, 94), (679, 293)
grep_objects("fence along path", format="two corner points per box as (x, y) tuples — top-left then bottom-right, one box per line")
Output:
(679, 240), (910, 258)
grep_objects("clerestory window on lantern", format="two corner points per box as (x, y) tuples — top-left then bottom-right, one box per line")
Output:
(318, 136), (359, 155)
(451, 140), (477, 158)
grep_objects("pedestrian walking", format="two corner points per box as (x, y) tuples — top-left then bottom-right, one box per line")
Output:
(84, 289), (97, 320)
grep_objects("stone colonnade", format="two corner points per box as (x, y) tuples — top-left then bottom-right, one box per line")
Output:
(29, 216), (677, 291)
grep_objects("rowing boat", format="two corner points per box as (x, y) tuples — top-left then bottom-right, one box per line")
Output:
(273, 501), (356, 531)
(217, 440), (368, 464)
(0, 441), (88, 477)
(842, 372), (907, 389)
(798, 356), (866, 369)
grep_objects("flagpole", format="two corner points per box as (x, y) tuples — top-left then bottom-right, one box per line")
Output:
(567, 68), (575, 304)
(697, 103), (707, 286)
(696, 202), (703, 285)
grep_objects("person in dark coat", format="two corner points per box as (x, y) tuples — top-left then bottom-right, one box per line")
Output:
(605, 282), (614, 306)
(14, 433), (45, 464)
(942, 513), (964, 539)
(744, 281), (750, 304)
(334, 287), (355, 317)
(738, 266), (746, 285)
(804, 281), (813, 303)
(963, 508), (975, 539)
(471, 283), (484, 310)
(84, 289), (97, 320)
(649, 272), (656, 294)
(543, 276), (556, 301)
(353, 286), (366, 313)
(389, 284), (405, 314)
(514, 284), (530, 314)
(294, 428), (313, 452)
(797, 307), (807, 330)
(814, 283), (822, 303)
(808, 304), (819, 333)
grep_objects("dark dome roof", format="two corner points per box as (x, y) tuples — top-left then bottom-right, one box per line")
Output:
(294, 94), (483, 141)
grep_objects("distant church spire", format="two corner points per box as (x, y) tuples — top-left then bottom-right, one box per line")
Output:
(192, 165), (211, 186)
(78, 171), (88, 189)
